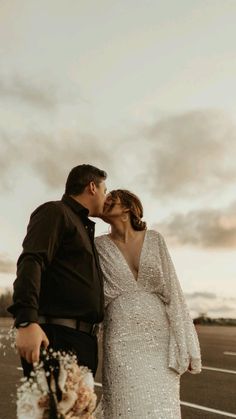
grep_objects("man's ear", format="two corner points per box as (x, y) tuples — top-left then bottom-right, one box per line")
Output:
(88, 181), (96, 195)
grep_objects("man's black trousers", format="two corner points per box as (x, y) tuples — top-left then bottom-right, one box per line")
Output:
(21, 323), (98, 378)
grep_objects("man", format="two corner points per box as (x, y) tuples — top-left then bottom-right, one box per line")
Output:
(8, 164), (107, 377)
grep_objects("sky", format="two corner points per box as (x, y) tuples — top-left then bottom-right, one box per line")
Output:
(0, 0), (236, 318)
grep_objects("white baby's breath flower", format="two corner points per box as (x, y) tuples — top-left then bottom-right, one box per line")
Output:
(17, 392), (45, 419)
(82, 371), (94, 390)
(17, 349), (97, 419)
(37, 369), (49, 393)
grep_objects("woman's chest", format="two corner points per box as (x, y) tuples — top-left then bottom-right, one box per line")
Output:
(118, 244), (141, 274)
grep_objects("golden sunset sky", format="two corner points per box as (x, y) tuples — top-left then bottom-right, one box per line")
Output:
(0, 0), (236, 317)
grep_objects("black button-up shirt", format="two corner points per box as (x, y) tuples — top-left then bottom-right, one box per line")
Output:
(8, 194), (104, 327)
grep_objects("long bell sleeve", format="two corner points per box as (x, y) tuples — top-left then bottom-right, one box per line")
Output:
(158, 232), (202, 375)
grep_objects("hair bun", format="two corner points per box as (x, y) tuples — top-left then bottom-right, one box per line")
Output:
(131, 216), (147, 231)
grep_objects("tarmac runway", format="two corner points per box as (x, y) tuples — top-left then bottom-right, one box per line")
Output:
(0, 319), (235, 419)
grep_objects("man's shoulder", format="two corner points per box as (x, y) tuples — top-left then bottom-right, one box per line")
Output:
(31, 200), (66, 217)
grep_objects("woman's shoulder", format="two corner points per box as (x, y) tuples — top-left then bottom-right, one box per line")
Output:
(94, 233), (109, 246)
(147, 229), (164, 240)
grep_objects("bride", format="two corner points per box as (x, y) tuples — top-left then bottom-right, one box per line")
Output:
(95, 189), (201, 419)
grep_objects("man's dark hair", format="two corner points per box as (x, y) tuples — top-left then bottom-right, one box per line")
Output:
(65, 164), (107, 195)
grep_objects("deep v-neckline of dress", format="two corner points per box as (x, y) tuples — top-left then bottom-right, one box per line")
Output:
(107, 230), (148, 282)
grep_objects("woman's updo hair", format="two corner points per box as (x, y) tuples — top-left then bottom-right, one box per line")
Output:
(109, 189), (147, 231)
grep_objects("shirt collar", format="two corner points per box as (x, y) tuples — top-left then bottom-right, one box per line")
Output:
(61, 194), (90, 217)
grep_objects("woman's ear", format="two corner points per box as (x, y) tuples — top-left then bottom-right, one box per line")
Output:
(121, 208), (130, 222)
(121, 213), (129, 222)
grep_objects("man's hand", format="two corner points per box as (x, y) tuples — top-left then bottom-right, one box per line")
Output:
(16, 323), (49, 364)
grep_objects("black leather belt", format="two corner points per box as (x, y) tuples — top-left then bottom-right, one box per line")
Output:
(38, 315), (99, 336)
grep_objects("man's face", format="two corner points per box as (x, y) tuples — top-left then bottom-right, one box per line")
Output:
(101, 193), (125, 222)
(93, 180), (107, 216)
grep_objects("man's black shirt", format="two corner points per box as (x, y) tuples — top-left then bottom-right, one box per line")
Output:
(8, 194), (104, 327)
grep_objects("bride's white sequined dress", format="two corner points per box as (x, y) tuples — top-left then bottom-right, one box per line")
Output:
(95, 230), (201, 419)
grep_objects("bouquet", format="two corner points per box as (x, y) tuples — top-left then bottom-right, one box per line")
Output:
(17, 349), (97, 419)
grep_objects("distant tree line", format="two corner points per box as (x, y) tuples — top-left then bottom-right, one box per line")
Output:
(194, 315), (236, 326)
(1, 290), (236, 323)
(0, 290), (12, 317)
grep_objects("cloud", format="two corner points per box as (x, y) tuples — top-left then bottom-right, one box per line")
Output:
(185, 292), (236, 318)
(1, 108), (236, 200)
(0, 131), (21, 189)
(142, 110), (236, 200)
(155, 200), (236, 248)
(0, 76), (60, 109)
(0, 129), (112, 191)
(27, 132), (111, 188)
(0, 75), (82, 110)
(0, 255), (15, 274)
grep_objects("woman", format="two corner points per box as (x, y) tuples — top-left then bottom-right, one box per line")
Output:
(95, 189), (201, 419)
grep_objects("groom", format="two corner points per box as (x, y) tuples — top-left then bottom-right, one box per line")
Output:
(8, 164), (107, 377)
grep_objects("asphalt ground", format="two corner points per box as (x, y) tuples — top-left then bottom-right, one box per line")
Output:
(0, 320), (235, 419)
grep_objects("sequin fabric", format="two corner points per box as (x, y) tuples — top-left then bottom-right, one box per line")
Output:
(95, 230), (201, 419)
